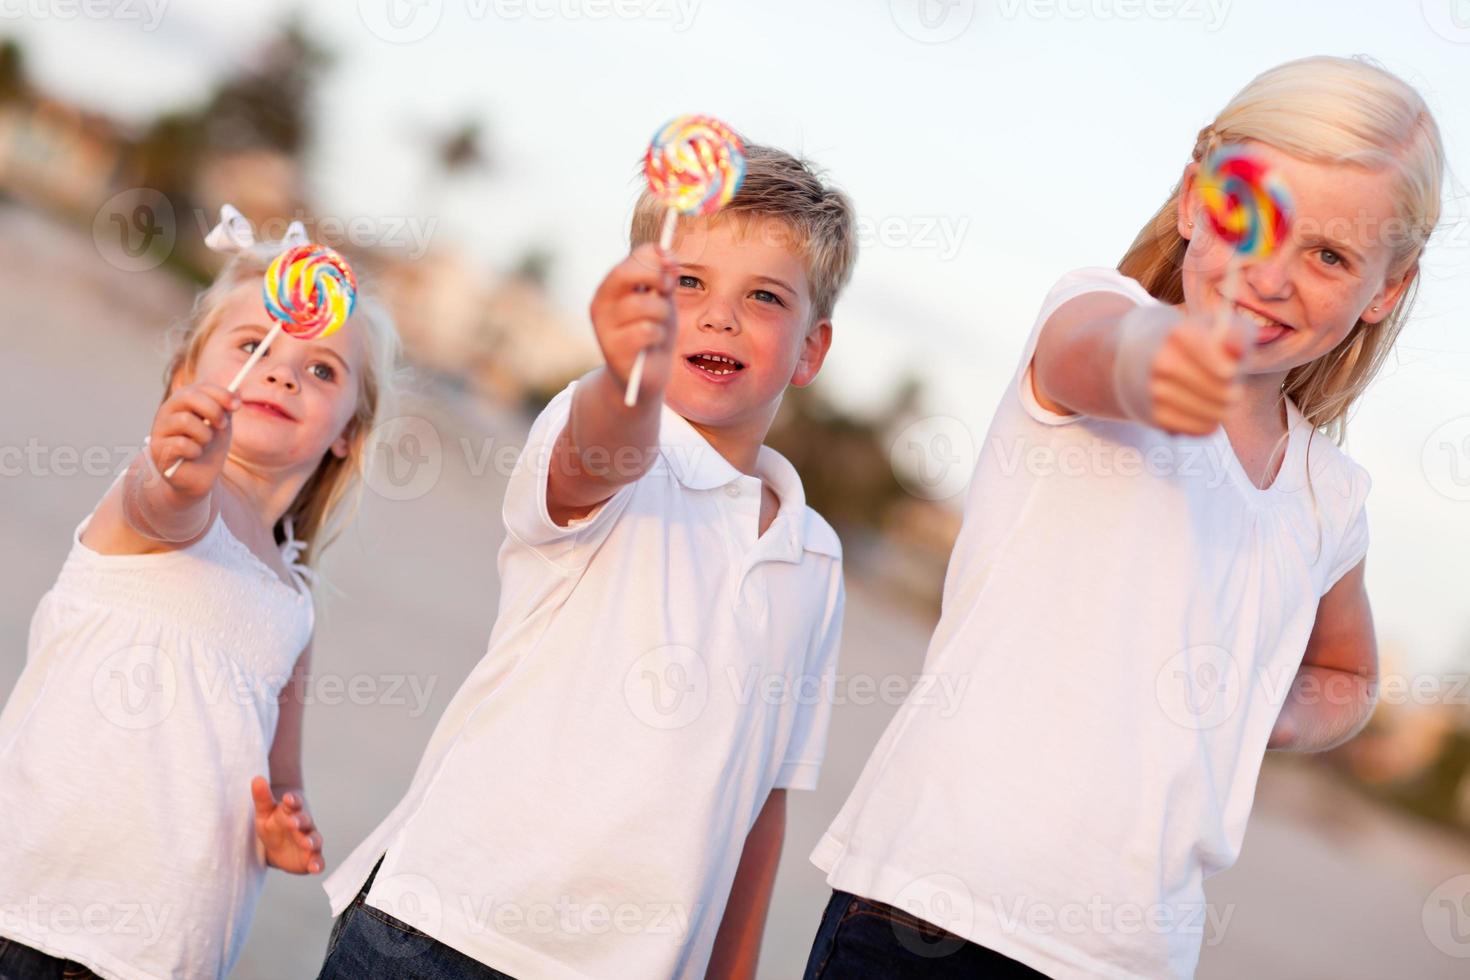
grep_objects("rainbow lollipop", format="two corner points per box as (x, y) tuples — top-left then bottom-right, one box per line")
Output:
(164, 244), (357, 478)
(625, 114), (747, 407)
(1196, 147), (1293, 340)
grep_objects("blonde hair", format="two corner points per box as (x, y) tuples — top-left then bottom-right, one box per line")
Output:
(163, 247), (402, 571)
(630, 142), (858, 323)
(1119, 55), (1446, 444)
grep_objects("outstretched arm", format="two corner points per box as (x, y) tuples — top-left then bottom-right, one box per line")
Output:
(707, 790), (786, 980)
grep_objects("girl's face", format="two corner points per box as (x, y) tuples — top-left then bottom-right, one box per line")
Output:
(664, 214), (832, 432)
(179, 283), (364, 471)
(1176, 140), (1415, 378)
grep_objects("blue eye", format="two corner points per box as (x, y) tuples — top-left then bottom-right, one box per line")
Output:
(752, 289), (783, 306)
(310, 363), (336, 382)
(677, 274), (700, 289)
(1320, 249), (1345, 268)
(241, 339), (262, 354)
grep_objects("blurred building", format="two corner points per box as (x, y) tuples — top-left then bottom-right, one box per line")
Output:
(0, 96), (128, 218)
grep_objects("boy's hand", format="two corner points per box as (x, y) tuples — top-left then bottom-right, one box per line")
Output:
(589, 244), (677, 404)
(251, 776), (324, 874)
(151, 382), (240, 496)
(1112, 305), (1252, 436)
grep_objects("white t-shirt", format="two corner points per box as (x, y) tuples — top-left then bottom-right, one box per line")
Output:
(324, 380), (845, 980)
(811, 267), (1371, 980)
(0, 505), (314, 980)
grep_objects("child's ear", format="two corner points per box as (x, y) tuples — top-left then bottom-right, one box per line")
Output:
(1362, 265), (1416, 325)
(330, 419), (357, 459)
(790, 319), (833, 388)
(1176, 162), (1201, 241)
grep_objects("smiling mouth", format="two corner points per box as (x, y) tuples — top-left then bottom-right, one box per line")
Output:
(686, 353), (745, 376)
(1233, 302), (1294, 345)
(242, 400), (296, 421)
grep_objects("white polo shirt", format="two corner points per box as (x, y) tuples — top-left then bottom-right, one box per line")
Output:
(324, 379), (845, 980)
(811, 268), (1372, 980)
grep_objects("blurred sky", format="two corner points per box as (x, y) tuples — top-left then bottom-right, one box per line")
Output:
(5, 0), (1469, 673)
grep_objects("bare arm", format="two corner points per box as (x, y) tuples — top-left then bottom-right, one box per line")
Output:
(83, 383), (239, 555)
(1267, 559), (1378, 752)
(1031, 292), (1249, 436)
(706, 790), (786, 980)
(546, 244), (675, 527)
(251, 642), (324, 874)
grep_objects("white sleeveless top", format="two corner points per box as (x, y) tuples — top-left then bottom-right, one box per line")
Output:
(0, 496), (314, 980)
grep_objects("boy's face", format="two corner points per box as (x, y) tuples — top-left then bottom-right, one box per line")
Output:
(662, 215), (832, 433)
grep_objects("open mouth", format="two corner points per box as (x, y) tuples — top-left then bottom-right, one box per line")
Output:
(685, 352), (746, 378)
(1234, 302), (1294, 345)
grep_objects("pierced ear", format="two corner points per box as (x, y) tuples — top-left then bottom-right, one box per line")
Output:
(1363, 265), (1416, 324)
(1176, 163), (1201, 241)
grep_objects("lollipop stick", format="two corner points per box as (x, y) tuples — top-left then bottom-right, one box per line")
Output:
(623, 206), (681, 408)
(161, 321), (283, 478)
(1213, 256), (1241, 344)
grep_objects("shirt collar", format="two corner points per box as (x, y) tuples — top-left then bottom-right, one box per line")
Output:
(656, 405), (840, 560)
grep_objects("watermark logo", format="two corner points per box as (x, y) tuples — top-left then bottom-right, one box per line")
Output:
(1423, 874), (1470, 957)
(889, 0), (977, 42)
(1155, 644), (1242, 731)
(890, 416), (976, 501)
(1423, 0), (1470, 43)
(91, 645), (178, 730)
(1423, 416), (1470, 502)
(92, 189), (175, 273)
(365, 416), (444, 502)
(624, 645), (708, 729)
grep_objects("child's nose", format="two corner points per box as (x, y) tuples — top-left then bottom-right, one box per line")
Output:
(264, 364), (300, 391)
(698, 299), (739, 334)
(1244, 252), (1293, 300)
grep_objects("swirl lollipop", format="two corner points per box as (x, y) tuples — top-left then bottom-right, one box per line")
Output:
(625, 114), (747, 407)
(1196, 147), (1293, 340)
(164, 244), (357, 477)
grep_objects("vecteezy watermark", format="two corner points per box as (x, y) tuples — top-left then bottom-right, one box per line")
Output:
(624, 645), (709, 730)
(0, 0), (168, 31)
(888, 0), (978, 43)
(890, 416), (977, 501)
(459, 894), (698, 941)
(91, 648), (441, 731)
(92, 645), (179, 731)
(0, 897), (175, 948)
(855, 215), (972, 261)
(991, 893), (1236, 946)
(356, 0), (699, 43)
(1423, 874), (1470, 958)
(365, 416), (446, 502)
(992, 0), (1231, 31)
(93, 189), (176, 273)
(0, 439), (139, 479)
(1155, 645), (1243, 731)
(1422, 0), (1470, 44)
(187, 209), (439, 261)
(1423, 415), (1470, 502)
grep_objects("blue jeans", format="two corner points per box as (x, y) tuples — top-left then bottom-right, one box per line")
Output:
(802, 890), (1053, 979)
(317, 855), (518, 980)
(0, 936), (101, 980)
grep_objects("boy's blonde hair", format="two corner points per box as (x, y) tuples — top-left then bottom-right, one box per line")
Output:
(1120, 55), (1446, 443)
(630, 142), (858, 323)
(163, 247), (402, 572)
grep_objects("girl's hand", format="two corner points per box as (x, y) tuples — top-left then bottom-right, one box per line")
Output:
(589, 243), (678, 404)
(151, 383), (240, 497)
(1112, 304), (1252, 435)
(251, 776), (324, 874)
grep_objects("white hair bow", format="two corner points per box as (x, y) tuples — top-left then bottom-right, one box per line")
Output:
(203, 203), (310, 254)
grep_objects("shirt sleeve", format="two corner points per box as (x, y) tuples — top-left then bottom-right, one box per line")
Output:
(774, 566), (845, 791)
(1321, 465), (1372, 595)
(1016, 266), (1158, 427)
(502, 379), (637, 569)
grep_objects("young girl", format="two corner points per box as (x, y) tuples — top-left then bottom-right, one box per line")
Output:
(0, 217), (401, 980)
(804, 56), (1445, 979)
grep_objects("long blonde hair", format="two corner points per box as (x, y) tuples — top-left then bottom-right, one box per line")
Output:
(1119, 55), (1446, 444)
(163, 247), (402, 570)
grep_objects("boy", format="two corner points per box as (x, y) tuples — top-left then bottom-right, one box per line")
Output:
(319, 143), (857, 980)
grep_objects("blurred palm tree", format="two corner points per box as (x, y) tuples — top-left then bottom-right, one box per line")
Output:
(0, 37), (26, 104)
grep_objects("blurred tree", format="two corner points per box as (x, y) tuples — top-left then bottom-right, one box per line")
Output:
(132, 17), (332, 222)
(0, 37), (26, 104)
(432, 119), (490, 176)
